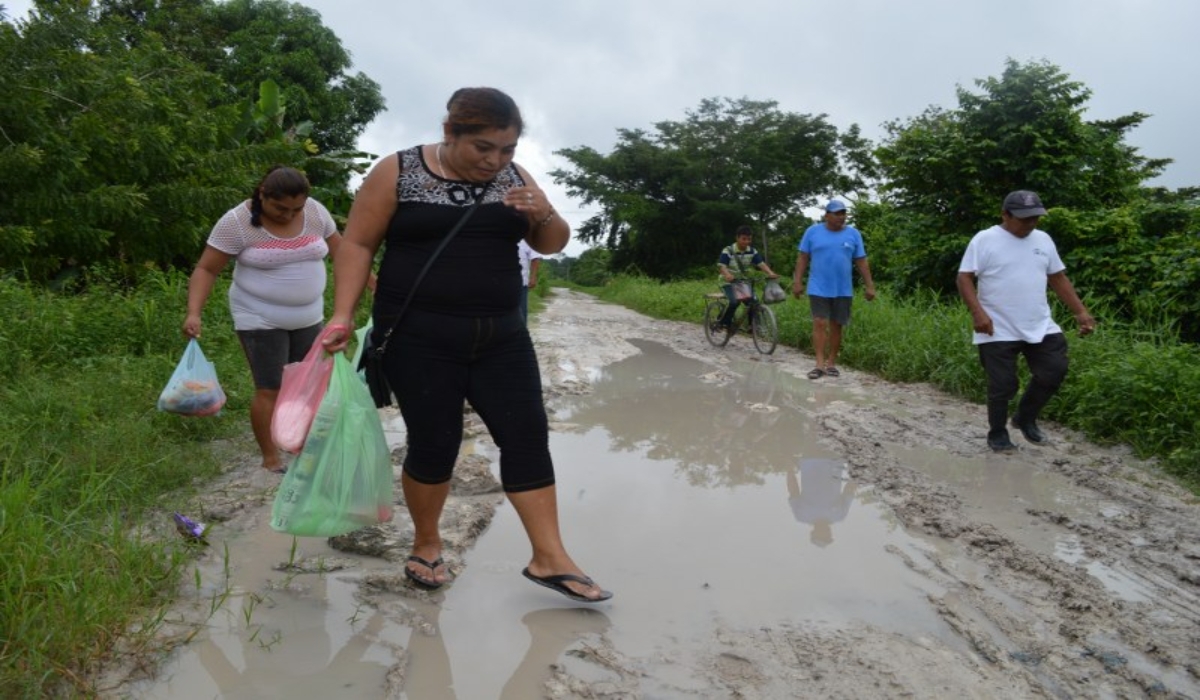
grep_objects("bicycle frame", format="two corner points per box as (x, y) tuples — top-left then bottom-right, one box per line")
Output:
(703, 279), (778, 354)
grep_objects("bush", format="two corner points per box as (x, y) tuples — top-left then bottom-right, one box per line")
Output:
(594, 274), (1199, 487)
(0, 270), (249, 696)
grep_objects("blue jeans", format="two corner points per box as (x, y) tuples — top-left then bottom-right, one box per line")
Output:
(719, 285), (755, 326)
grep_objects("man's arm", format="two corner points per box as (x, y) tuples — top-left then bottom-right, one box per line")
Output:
(1048, 271), (1096, 335)
(717, 251), (735, 282)
(956, 271), (994, 336)
(528, 257), (541, 288)
(791, 253), (810, 298)
(853, 257), (876, 301)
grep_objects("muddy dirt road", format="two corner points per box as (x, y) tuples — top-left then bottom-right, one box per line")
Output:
(104, 288), (1200, 699)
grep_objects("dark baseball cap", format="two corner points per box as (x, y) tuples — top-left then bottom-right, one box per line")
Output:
(1002, 190), (1047, 217)
(825, 200), (847, 213)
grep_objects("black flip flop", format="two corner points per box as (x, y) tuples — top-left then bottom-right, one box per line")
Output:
(807, 368), (824, 379)
(405, 555), (446, 589)
(522, 567), (613, 603)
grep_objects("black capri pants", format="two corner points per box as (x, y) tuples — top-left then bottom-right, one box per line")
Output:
(380, 307), (554, 493)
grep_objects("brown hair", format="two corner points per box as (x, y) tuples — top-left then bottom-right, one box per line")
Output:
(250, 166), (310, 227)
(445, 87), (524, 138)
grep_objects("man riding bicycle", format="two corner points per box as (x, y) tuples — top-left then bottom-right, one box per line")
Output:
(717, 225), (780, 329)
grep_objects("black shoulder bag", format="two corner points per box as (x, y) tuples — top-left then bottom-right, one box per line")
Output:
(359, 182), (490, 408)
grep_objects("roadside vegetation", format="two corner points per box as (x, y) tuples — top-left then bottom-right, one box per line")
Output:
(589, 274), (1200, 487)
(0, 266), (383, 698)
(3, 2), (1198, 695)
(1, 273), (233, 697)
(2, 265), (1195, 696)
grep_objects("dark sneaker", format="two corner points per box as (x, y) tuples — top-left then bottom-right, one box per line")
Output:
(1011, 416), (1046, 444)
(987, 429), (1018, 453)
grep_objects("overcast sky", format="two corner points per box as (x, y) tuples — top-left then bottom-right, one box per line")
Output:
(7, 0), (1198, 254)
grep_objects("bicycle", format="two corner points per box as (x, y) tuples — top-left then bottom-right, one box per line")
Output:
(703, 278), (779, 354)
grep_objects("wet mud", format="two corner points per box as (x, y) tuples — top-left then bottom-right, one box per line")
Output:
(96, 288), (1200, 699)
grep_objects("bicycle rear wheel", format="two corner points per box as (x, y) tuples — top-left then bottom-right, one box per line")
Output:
(751, 303), (778, 354)
(704, 299), (732, 347)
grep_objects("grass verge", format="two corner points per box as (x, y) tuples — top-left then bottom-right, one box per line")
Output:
(589, 275), (1199, 488)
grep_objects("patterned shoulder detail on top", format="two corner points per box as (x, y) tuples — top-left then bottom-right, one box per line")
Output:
(396, 146), (523, 207)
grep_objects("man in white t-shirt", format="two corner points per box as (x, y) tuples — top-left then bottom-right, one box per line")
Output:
(517, 239), (543, 324)
(956, 190), (1096, 453)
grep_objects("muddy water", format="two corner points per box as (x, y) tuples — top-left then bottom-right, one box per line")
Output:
(123, 339), (1115, 699)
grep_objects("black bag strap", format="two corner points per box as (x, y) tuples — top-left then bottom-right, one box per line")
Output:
(373, 180), (491, 353)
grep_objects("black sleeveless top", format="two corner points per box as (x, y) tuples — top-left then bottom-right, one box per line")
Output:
(373, 146), (530, 319)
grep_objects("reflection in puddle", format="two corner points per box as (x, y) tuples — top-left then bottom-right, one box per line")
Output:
(788, 458), (857, 547)
(498, 608), (613, 699)
(126, 526), (400, 698)
(555, 340), (827, 487)
(126, 339), (966, 697)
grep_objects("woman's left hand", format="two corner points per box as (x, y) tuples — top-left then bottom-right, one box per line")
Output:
(505, 187), (549, 220)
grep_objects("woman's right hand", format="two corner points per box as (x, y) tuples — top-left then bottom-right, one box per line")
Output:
(321, 317), (354, 353)
(182, 314), (202, 339)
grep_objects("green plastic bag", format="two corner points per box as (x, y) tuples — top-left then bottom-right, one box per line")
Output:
(350, 323), (371, 383)
(270, 353), (395, 537)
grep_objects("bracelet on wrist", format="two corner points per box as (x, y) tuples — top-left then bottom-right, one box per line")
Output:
(536, 208), (557, 229)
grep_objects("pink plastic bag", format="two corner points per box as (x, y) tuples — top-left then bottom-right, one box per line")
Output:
(271, 332), (334, 453)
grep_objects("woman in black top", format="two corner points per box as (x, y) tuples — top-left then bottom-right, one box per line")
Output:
(324, 87), (610, 603)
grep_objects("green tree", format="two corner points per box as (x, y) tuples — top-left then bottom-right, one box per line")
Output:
(202, 0), (383, 158)
(552, 97), (867, 280)
(569, 247), (613, 287)
(0, 1), (306, 283)
(868, 58), (1171, 295)
(96, 0), (384, 188)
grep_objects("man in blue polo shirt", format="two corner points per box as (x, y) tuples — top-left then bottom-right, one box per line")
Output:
(792, 200), (876, 379)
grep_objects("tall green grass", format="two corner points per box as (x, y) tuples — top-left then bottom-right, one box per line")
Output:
(592, 275), (1200, 487)
(0, 272), (252, 697)
(0, 265), (375, 696)
(3, 269), (1196, 695)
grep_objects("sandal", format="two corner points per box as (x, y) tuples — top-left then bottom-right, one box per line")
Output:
(825, 367), (840, 377)
(522, 567), (613, 603)
(405, 554), (447, 589)
(807, 368), (824, 379)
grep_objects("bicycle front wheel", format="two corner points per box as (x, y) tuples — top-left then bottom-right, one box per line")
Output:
(751, 304), (778, 354)
(704, 299), (732, 347)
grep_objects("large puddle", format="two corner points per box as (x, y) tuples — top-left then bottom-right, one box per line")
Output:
(121, 340), (1118, 698)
